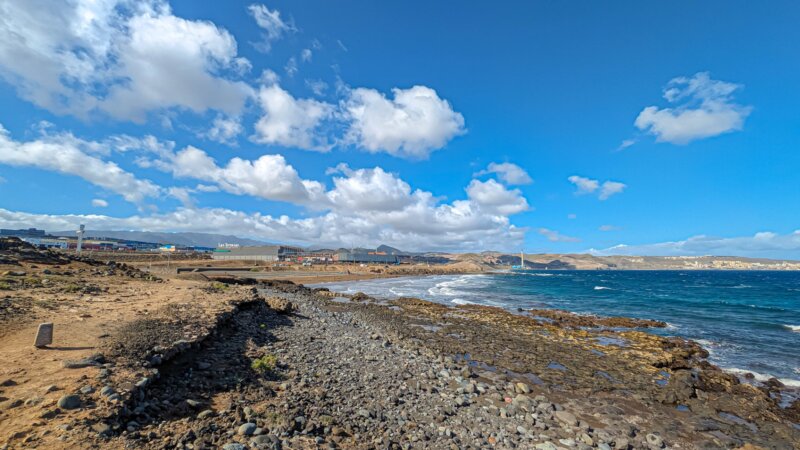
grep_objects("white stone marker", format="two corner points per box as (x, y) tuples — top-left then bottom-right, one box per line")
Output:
(34, 323), (53, 348)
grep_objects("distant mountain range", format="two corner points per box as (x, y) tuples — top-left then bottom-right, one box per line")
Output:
(51, 230), (269, 248)
(451, 252), (800, 270)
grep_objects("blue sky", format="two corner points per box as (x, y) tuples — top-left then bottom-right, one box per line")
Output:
(0, 0), (798, 257)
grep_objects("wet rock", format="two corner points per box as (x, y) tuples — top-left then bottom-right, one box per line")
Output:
(697, 369), (738, 392)
(350, 292), (371, 302)
(659, 370), (695, 404)
(526, 309), (666, 328)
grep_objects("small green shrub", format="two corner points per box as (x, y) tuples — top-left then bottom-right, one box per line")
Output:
(24, 277), (42, 286)
(209, 281), (227, 291)
(251, 354), (277, 373)
(0, 282), (11, 290)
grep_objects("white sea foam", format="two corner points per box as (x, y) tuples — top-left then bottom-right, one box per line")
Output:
(694, 339), (718, 356)
(451, 298), (476, 305)
(593, 286), (611, 290)
(724, 367), (800, 388)
(784, 324), (800, 332)
(424, 275), (492, 304)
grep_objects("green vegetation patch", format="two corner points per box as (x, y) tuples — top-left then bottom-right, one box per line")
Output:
(251, 354), (278, 374)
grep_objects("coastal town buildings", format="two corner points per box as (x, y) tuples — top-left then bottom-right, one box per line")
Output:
(210, 245), (303, 262)
(334, 251), (399, 264)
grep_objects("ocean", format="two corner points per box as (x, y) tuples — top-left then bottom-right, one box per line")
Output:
(317, 270), (800, 386)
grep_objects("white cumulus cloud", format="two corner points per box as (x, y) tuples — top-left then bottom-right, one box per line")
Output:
(252, 84), (335, 151)
(343, 86), (466, 159)
(0, 123), (161, 204)
(466, 179), (529, 215)
(0, 0), (253, 122)
(204, 115), (243, 145)
(248, 3), (295, 52)
(634, 72), (752, 145)
(567, 175), (600, 194)
(599, 181), (627, 200)
(92, 199), (109, 208)
(164, 146), (327, 206)
(568, 176), (626, 200)
(326, 165), (415, 212)
(475, 162), (533, 185)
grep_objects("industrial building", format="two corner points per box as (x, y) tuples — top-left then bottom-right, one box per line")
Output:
(334, 251), (398, 264)
(211, 245), (303, 261)
(20, 237), (68, 249)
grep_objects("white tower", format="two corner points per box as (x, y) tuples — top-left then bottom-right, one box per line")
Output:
(520, 250), (525, 268)
(76, 224), (85, 253)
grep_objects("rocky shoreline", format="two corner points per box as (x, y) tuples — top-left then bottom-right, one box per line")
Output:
(1, 241), (798, 449)
(50, 280), (799, 449)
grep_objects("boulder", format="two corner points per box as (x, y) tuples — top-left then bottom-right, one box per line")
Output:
(555, 410), (578, 426)
(238, 423), (257, 436)
(658, 370), (696, 404)
(57, 395), (81, 410)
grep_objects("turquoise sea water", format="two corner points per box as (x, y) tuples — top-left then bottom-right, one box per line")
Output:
(318, 270), (800, 385)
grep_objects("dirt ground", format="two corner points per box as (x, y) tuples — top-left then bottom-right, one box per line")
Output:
(0, 243), (253, 449)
